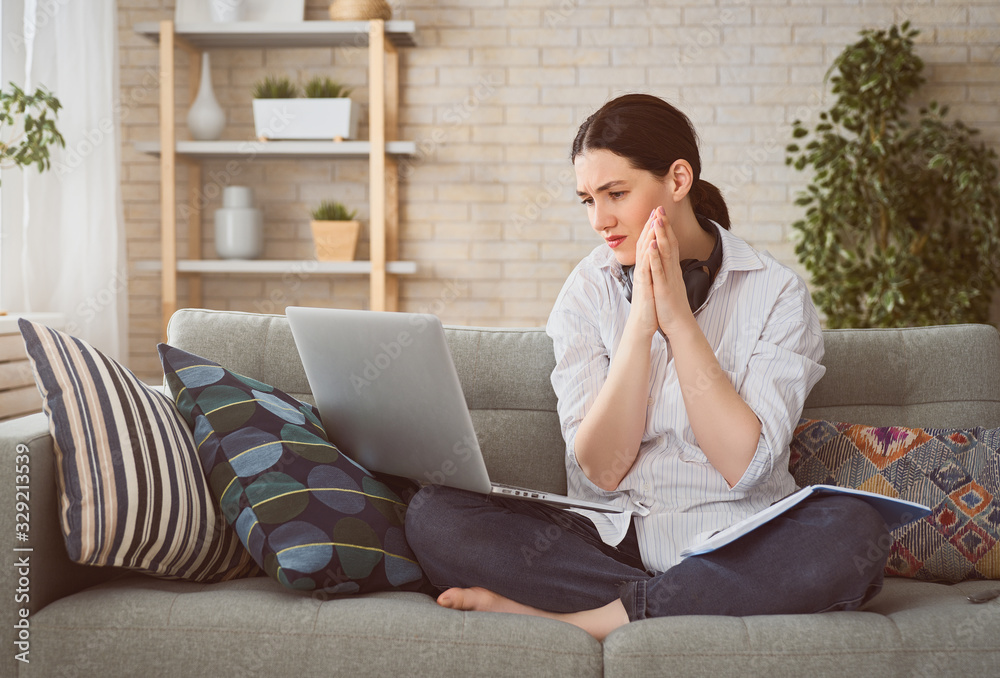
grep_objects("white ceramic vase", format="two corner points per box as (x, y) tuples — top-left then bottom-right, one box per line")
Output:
(187, 52), (225, 141)
(210, 0), (247, 23)
(215, 186), (263, 259)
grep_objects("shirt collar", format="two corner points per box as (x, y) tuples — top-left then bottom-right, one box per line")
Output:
(713, 220), (764, 282)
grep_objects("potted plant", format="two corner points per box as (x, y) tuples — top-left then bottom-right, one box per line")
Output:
(303, 76), (358, 140)
(786, 23), (1000, 328)
(0, 83), (64, 185)
(310, 200), (360, 261)
(251, 75), (298, 141)
(252, 75), (358, 141)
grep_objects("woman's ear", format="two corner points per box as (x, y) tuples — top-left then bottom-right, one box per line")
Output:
(667, 159), (695, 203)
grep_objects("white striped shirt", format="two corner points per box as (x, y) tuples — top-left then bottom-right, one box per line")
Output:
(545, 221), (826, 572)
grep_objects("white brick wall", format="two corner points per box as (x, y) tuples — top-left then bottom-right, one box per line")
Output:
(119, 0), (1000, 380)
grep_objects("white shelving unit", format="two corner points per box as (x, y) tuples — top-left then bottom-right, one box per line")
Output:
(133, 260), (418, 275)
(134, 20), (416, 338)
(133, 140), (418, 160)
(133, 21), (417, 49)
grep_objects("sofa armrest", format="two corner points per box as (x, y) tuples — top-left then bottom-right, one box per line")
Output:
(0, 413), (122, 671)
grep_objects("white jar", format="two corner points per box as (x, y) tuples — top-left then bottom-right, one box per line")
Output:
(215, 186), (263, 259)
(210, 0), (247, 23)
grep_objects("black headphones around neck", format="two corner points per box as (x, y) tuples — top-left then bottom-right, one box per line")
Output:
(619, 214), (723, 312)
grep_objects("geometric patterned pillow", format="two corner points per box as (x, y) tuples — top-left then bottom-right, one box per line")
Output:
(158, 344), (426, 596)
(790, 419), (1000, 583)
(18, 319), (261, 581)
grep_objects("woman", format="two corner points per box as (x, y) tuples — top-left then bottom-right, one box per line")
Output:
(405, 94), (888, 640)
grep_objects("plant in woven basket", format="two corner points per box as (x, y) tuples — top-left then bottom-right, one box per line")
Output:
(304, 77), (352, 100)
(786, 22), (1000, 328)
(328, 0), (392, 22)
(0, 82), (64, 185)
(310, 201), (360, 261)
(252, 75), (299, 100)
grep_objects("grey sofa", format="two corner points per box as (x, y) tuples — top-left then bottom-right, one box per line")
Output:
(2, 308), (999, 678)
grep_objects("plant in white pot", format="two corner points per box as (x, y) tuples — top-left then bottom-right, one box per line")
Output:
(251, 76), (298, 141)
(310, 200), (360, 261)
(252, 75), (358, 141)
(303, 77), (358, 141)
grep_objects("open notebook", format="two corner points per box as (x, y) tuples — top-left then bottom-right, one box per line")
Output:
(680, 485), (931, 558)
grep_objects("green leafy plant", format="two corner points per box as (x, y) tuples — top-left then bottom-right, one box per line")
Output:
(303, 76), (352, 99)
(786, 22), (1000, 328)
(310, 200), (357, 221)
(0, 83), (64, 185)
(251, 75), (299, 99)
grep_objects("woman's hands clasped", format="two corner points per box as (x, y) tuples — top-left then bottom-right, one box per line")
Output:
(630, 206), (695, 339)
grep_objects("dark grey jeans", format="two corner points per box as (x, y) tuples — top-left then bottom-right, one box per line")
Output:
(404, 486), (889, 621)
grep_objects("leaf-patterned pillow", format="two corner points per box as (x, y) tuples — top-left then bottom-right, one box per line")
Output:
(159, 344), (426, 595)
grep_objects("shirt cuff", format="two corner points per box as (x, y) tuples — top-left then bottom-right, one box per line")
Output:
(728, 431), (773, 493)
(567, 445), (623, 498)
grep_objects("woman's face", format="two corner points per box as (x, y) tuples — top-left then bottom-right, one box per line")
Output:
(573, 148), (674, 267)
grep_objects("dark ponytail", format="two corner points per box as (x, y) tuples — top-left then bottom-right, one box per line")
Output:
(689, 179), (730, 231)
(571, 94), (730, 230)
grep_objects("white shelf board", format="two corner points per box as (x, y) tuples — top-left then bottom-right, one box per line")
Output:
(134, 140), (416, 160)
(133, 259), (417, 275)
(133, 21), (416, 48)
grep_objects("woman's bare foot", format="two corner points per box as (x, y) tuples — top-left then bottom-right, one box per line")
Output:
(436, 587), (629, 641)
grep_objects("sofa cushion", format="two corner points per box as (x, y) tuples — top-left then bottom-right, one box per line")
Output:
(27, 576), (604, 678)
(159, 344), (425, 595)
(17, 319), (259, 581)
(791, 419), (1000, 582)
(603, 577), (1000, 677)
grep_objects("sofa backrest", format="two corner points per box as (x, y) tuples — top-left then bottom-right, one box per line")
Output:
(165, 309), (569, 493)
(802, 324), (1000, 429)
(166, 309), (1000, 494)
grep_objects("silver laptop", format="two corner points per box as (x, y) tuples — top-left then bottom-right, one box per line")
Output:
(285, 306), (623, 514)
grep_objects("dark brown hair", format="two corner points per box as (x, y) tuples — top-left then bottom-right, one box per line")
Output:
(571, 93), (730, 230)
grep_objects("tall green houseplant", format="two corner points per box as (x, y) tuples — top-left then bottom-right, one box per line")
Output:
(786, 23), (1000, 328)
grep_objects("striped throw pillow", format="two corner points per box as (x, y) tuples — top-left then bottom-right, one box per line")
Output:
(19, 319), (260, 581)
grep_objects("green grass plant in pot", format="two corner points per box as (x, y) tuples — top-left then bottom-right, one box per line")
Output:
(303, 76), (352, 100)
(310, 200), (360, 261)
(252, 75), (300, 100)
(251, 75), (299, 141)
(0, 83), (64, 185)
(786, 22), (1000, 328)
(302, 76), (358, 141)
(252, 74), (358, 141)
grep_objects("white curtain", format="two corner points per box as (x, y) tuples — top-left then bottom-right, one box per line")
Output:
(15, 0), (128, 360)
